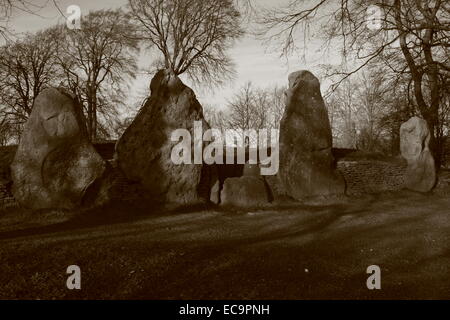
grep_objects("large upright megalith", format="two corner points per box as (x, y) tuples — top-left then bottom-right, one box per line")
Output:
(400, 116), (436, 192)
(278, 70), (344, 200)
(115, 69), (212, 205)
(11, 88), (106, 210)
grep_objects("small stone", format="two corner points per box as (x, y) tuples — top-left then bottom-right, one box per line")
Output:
(220, 176), (269, 207)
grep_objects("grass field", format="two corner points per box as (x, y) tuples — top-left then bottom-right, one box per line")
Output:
(1, 189), (449, 300)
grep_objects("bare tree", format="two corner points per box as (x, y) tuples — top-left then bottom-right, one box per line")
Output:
(224, 82), (287, 149)
(128, 0), (244, 87)
(227, 82), (287, 131)
(0, 30), (60, 141)
(255, 0), (450, 165)
(268, 85), (286, 129)
(326, 78), (358, 148)
(325, 65), (417, 153)
(56, 9), (140, 141)
(203, 103), (228, 133)
(0, 0), (44, 40)
(227, 82), (268, 132)
(354, 68), (393, 151)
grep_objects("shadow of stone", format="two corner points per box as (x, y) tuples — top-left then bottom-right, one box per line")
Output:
(0, 199), (217, 241)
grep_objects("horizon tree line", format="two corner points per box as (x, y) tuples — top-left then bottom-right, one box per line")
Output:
(0, 0), (243, 142)
(0, 0), (449, 168)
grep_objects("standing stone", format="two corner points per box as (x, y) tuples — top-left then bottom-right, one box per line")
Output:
(264, 174), (287, 203)
(400, 116), (436, 192)
(243, 162), (260, 177)
(278, 70), (344, 200)
(210, 180), (221, 204)
(116, 69), (210, 205)
(11, 87), (106, 210)
(220, 176), (269, 208)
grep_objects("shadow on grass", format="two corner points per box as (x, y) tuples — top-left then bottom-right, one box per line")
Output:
(0, 189), (419, 243)
(2, 190), (448, 299)
(0, 200), (216, 241)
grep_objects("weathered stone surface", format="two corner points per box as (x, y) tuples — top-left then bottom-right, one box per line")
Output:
(400, 116), (436, 192)
(220, 176), (269, 207)
(210, 180), (221, 204)
(243, 163), (260, 177)
(11, 87), (106, 210)
(264, 174), (286, 202)
(278, 70), (344, 200)
(116, 69), (211, 205)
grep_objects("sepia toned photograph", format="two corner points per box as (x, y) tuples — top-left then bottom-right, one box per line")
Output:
(0, 0), (449, 304)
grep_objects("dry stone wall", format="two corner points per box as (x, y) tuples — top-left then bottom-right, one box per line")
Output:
(337, 159), (407, 195)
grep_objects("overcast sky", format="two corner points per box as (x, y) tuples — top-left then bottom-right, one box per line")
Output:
(8, 0), (342, 111)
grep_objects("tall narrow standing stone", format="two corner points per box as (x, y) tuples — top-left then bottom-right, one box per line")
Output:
(115, 69), (213, 205)
(400, 116), (436, 192)
(278, 70), (344, 200)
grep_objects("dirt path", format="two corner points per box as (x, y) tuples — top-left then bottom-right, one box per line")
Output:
(1, 191), (449, 299)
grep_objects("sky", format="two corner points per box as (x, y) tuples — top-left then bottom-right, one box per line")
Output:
(8, 0), (343, 112)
